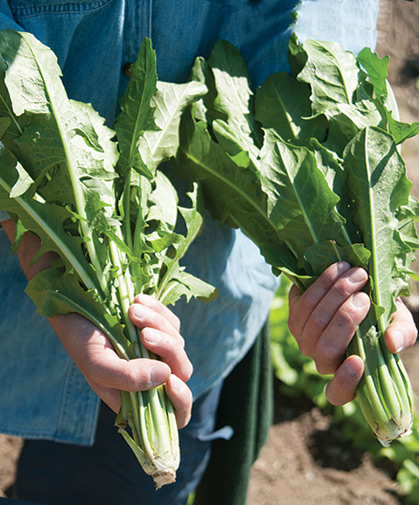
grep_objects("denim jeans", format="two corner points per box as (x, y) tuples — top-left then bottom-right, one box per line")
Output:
(14, 380), (231, 505)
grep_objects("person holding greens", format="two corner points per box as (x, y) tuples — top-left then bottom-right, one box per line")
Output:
(0, 1), (416, 504)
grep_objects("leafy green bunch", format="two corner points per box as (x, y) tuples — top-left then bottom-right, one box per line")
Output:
(175, 35), (419, 446)
(0, 30), (215, 488)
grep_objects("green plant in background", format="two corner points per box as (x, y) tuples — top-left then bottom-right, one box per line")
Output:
(269, 278), (419, 504)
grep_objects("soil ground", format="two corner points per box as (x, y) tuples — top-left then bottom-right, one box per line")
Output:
(1, 0), (419, 503)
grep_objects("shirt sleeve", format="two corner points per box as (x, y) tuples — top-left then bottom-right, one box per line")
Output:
(0, 3), (22, 224)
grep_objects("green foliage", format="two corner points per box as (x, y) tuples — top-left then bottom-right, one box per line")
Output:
(176, 34), (419, 446)
(0, 29), (215, 488)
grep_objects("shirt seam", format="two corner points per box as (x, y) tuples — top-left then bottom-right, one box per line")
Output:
(11, 0), (113, 18)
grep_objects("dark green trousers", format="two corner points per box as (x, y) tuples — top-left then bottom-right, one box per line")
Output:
(194, 323), (273, 505)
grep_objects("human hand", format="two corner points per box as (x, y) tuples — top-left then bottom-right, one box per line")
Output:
(1, 220), (193, 426)
(50, 294), (193, 428)
(288, 262), (417, 407)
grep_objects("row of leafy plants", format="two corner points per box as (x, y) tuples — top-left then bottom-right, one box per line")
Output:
(269, 277), (419, 504)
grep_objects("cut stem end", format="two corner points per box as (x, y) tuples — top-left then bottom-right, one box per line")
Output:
(152, 468), (177, 489)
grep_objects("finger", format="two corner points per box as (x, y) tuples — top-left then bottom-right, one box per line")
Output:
(297, 266), (368, 357)
(133, 294), (181, 332)
(385, 298), (418, 353)
(325, 355), (364, 406)
(288, 283), (302, 306)
(67, 328), (171, 393)
(314, 291), (370, 374)
(288, 262), (352, 338)
(88, 383), (122, 414)
(94, 355), (171, 393)
(141, 327), (193, 382)
(165, 374), (193, 429)
(129, 302), (181, 338)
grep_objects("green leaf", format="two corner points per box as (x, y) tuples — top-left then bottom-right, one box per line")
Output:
(26, 267), (130, 358)
(255, 71), (327, 142)
(357, 47), (389, 98)
(0, 117), (10, 139)
(262, 134), (351, 280)
(0, 30), (119, 296)
(158, 268), (217, 306)
(137, 80), (207, 174)
(156, 182), (217, 303)
(206, 39), (262, 161)
(387, 115), (419, 145)
(9, 160), (34, 198)
(304, 241), (370, 275)
(0, 148), (96, 289)
(343, 127), (414, 321)
(296, 38), (361, 116)
(356, 47), (419, 144)
(115, 37), (158, 179)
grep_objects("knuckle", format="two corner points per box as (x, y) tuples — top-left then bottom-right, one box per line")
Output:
(313, 262), (350, 292)
(315, 360), (337, 376)
(170, 334), (185, 355)
(297, 339), (313, 358)
(341, 298), (367, 328)
(310, 309), (330, 331)
(333, 277), (356, 301)
(316, 338), (343, 362)
(123, 361), (146, 391)
(182, 363), (193, 382)
(177, 333), (186, 350)
(172, 314), (181, 332)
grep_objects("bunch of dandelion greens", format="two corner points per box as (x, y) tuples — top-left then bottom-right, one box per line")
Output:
(175, 35), (419, 446)
(0, 30), (216, 488)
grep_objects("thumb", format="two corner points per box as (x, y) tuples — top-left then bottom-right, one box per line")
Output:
(96, 356), (171, 392)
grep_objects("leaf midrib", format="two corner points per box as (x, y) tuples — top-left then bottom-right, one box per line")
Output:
(23, 33), (107, 295)
(182, 146), (279, 239)
(0, 173), (96, 292)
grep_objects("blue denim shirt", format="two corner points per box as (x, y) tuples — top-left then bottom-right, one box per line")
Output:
(0, 0), (379, 445)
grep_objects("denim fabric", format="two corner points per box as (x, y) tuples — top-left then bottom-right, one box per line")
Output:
(15, 382), (228, 505)
(0, 0), (379, 445)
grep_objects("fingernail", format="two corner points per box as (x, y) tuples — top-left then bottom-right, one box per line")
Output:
(150, 365), (168, 387)
(352, 291), (369, 308)
(336, 261), (351, 273)
(345, 357), (362, 378)
(143, 329), (161, 345)
(392, 330), (405, 353)
(349, 268), (368, 284)
(131, 304), (147, 320)
(168, 374), (183, 393)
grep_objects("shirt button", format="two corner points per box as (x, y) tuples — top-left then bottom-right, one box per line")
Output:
(122, 63), (133, 78)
